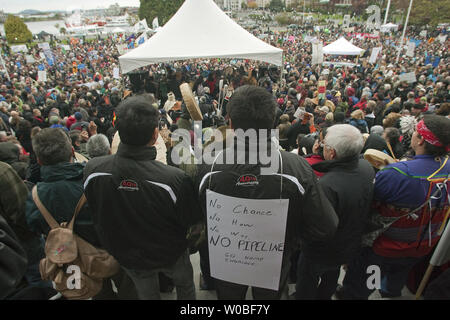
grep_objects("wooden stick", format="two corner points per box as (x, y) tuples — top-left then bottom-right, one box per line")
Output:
(415, 264), (434, 300)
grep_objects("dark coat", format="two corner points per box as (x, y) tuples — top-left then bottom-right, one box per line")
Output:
(305, 156), (375, 265)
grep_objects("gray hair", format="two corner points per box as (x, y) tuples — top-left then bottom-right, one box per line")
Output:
(86, 134), (110, 158)
(324, 124), (364, 159)
(32, 128), (72, 165)
(370, 125), (384, 136)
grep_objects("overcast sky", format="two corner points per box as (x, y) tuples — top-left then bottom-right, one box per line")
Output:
(0, 0), (140, 13)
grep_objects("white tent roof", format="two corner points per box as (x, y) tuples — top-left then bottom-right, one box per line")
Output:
(112, 27), (126, 34)
(119, 0), (283, 74)
(323, 37), (364, 56)
(382, 23), (399, 28)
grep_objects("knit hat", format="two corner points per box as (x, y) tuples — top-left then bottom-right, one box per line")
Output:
(74, 112), (82, 120)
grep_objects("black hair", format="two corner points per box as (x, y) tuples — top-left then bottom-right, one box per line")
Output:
(226, 85), (276, 131)
(115, 94), (160, 146)
(421, 115), (450, 157)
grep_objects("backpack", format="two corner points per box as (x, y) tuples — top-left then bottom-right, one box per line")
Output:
(32, 186), (120, 300)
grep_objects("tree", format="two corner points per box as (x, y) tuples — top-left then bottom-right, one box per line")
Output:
(248, 2), (258, 9)
(4, 15), (32, 44)
(60, 27), (67, 35)
(269, 0), (285, 12)
(241, 1), (248, 9)
(139, 0), (184, 26)
(408, 0), (450, 26)
(351, 0), (367, 14)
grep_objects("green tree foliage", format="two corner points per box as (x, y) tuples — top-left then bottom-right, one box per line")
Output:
(269, 0), (285, 12)
(275, 13), (295, 25)
(4, 15), (32, 44)
(408, 0), (450, 26)
(139, 0), (184, 26)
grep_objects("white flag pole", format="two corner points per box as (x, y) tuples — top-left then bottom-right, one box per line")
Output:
(396, 0), (413, 64)
(383, 0), (391, 25)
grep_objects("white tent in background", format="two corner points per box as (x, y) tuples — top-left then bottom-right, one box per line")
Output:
(380, 23), (399, 33)
(323, 37), (364, 56)
(112, 27), (126, 34)
(119, 0), (283, 74)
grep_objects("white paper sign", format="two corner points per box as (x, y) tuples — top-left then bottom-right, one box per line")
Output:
(438, 34), (447, 44)
(25, 55), (35, 63)
(420, 30), (427, 37)
(10, 45), (28, 53)
(39, 52), (46, 60)
(343, 14), (351, 28)
(294, 107), (305, 119)
(113, 67), (120, 79)
(399, 72), (416, 83)
(406, 41), (415, 58)
(206, 190), (289, 291)
(38, 70), (47, 82)
(369, 47), (382, 64)
(312, 42), (323, 65)
(37, 42), (50, 51)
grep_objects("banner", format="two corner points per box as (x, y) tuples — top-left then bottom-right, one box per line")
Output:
(369, 47), (382, 64)
(10, 45), (28, 53)
(438, 34), (447, 44)
(206, 190), (289, 291)
(37, 42), (50, 51)
(348, 33), (380, 39)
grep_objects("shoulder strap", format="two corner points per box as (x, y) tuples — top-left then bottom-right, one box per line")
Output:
(67, 194), (87, 231)
(32, 186), (60, 230)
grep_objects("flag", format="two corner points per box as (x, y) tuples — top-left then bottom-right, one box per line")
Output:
(432, 57), (441, 68)
(112, 111), (117, 127)
(38, 64), (45, 71)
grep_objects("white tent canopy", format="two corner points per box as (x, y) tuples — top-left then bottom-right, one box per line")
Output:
(380, 23), (399, 32)
(323, 37), (364, 56)
(112, 27), (126, 34)
(119, 0), (283, 74)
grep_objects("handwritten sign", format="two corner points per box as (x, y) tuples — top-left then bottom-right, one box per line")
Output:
(206, 190), (289, 291)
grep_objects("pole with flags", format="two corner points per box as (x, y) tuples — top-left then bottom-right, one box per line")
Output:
(396, 0), (414, 64)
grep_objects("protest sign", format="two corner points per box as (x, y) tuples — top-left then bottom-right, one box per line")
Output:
(312, 41), (323, 65)
(406, 41), (415, 58)
(10, 45), (28, 53)
(25, 55), (35, 64)
(399, 72), (416, 83)
(369, 47), (382, 64)
(206, 190), (289, 291)
(113, 68), (120, 79)
(38, 70), (47, 82)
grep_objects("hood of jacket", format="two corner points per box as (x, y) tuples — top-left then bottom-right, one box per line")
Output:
(40, 162), (84, 183)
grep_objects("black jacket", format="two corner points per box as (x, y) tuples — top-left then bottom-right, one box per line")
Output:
(83, 143), (203, 270)
(0, 215), (27, 299)
(306, 157), (375, 265)
(195, 139), (339, 258)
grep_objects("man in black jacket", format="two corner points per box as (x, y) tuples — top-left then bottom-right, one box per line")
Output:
(83, 94), (202, 300)
(295, 124), (375, 299)
(195, 85), (338, 300)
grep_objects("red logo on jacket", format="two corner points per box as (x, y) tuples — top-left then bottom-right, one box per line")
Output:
(118, 179), (139, 191)
(236, 174), (259, 186)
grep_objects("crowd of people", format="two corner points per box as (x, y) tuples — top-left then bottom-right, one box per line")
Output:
(0, 17), (449, 300)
